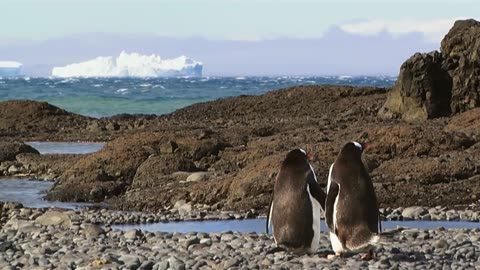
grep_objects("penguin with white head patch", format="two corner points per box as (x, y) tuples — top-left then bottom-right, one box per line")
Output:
(266, 148), (326, 254)
(325, 141), (380, 259)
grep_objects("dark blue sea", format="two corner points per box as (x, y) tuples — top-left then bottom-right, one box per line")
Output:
(0, 76), (395, 117)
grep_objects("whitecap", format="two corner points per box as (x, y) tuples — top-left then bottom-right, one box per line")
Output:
(116, 88), (129, 93)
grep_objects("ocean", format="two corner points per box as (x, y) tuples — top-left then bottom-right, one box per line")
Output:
(0, 76), (395, 117)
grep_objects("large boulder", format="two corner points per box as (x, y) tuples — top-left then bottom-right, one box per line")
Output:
(440, 19), (480, 113)
(0, 141), (39, 162)
(380, 19), (480, 121)
(379, 52), (452, 121)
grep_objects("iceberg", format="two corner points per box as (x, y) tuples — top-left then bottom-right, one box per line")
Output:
(52, 51), (203, 78)
(0, 61), (23, 77)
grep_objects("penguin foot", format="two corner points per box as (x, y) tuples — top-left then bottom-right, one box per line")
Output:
(360, 250), (374, 261)
(327, 254), (337, 260)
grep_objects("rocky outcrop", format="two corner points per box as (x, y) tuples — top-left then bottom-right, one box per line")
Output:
(379, 52), (452, 121)
(47, 132), (227, 203)
(0, 141), (39, 161)
(441, 19), (480, 113)
(380, 19), (480, 121)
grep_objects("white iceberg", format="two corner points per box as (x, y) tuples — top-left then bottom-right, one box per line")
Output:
(0, 61), (23, 77)
(52, 51), (203, 78)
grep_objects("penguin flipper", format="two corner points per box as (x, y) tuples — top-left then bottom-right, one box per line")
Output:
(325, 181), (339, 232)
(307, 173), (327, 211)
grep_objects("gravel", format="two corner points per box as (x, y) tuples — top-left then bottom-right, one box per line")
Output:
(0, 204), (479, 269)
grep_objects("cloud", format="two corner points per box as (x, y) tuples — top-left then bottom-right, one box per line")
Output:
(339, 18), (470, 42)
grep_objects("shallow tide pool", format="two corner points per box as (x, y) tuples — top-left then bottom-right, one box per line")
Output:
(0, 179), (101, 209)
(26, 141), (105, 154)
(1, 179), (479, 234)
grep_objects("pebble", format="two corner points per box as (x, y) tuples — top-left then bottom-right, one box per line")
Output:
(0, 203), (479, 269)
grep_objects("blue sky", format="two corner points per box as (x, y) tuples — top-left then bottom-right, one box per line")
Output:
(1, 0), (477, 42)
(0, 0), (478, 75)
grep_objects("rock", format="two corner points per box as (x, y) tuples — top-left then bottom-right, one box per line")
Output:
(7, 165), (19, 174)
(183, 237), (200, 248)
(35, 211), (72, 228)
(160, 141), (178, 154)
(171, 171), (192, 181)
(401, 206), (428, 220)
(380, 19), (480, 122)
(379, 51), (452, 122)
(441, 19), (480, 113)
(139, 261), (154, 270)
(433, 239), (449, 249)
(153, 261), (169, 270)
(124, 229), (141, 240)
(119, 255), (141, 269)
(105, 122), (120, 131)
(186, 172), (210, 182)
(174, 200), (193, 215)
(0, 141), (39, 162)
(224, 258), (241, 268)
(168, 257), (185, 270)
(81, 224), (105, 238)
(0, 241), (12, 252)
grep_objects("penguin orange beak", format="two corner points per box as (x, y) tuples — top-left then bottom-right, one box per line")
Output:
(361, 143), (369, 150)
(307, 152), (314, 160)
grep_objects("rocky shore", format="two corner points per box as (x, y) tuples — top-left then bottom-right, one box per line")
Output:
(0, 203), (479, 270)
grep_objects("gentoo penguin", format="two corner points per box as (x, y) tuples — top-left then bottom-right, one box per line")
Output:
(266, 148), (326, 254)
(325, 141), (380, 259)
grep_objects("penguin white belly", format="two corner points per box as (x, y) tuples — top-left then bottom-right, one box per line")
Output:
(268, 202), (277, 244)
(330, 232), (344, 255)
(331, 183), (345, 254)
(307, 185), (321, 252)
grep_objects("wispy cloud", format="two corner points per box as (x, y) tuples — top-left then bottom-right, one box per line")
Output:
(339, 18), (471, 43)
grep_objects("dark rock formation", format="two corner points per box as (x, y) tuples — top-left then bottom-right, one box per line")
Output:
(379, 52), (452, 121)
(441, 19), (480, 113)
(0, 141), (39, 162)
(380, 19), (480, 121)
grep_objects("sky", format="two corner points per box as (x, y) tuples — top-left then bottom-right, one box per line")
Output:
(0, 0), (478, 76)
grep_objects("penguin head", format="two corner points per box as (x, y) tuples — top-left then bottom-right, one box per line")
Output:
(283, 148), (313, 172)
(339, 141), (368, 159)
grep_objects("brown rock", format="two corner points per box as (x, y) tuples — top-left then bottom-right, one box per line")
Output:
(441, 19), (480, 113)
(379, 52), (452, 121)
(0, 141), (39, 162)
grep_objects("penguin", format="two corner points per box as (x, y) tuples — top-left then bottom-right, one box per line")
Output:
(266, 148), (326, 254)
(325, 141), (380, 259)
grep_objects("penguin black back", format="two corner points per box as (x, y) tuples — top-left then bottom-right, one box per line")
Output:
(267, 148), (326, 254)
(325, 141), (379, 255)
